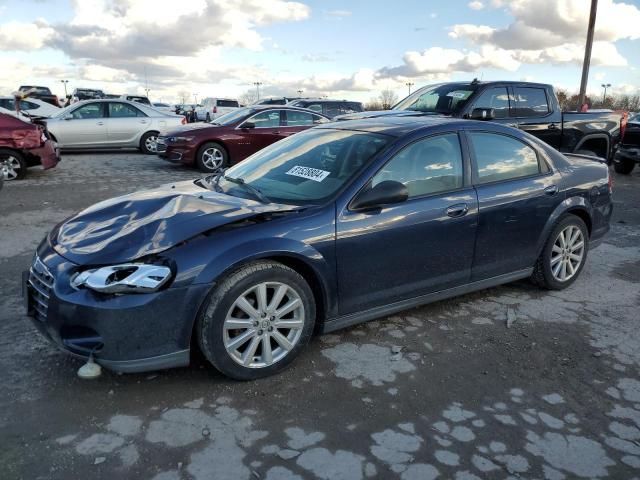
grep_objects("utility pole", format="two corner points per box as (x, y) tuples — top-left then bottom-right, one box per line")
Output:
(60, 80), (69, 98)
(577, 0), (598, 111)
(144, 88), (150, 98)
(193, 93), (198, 104)
(254, 82), (263, 100)
(601, 83), (611, 104)
(406, 82), (414, 95)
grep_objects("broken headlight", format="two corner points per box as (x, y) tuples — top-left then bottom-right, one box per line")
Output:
(71, 264), (173, 294)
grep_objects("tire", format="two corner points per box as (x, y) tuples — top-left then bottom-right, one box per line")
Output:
(196, 142), (228, 173)
(613, 157), (635, 174)
(205, 112), (211, 122)
(197, 261), (316, 380)
(531, 215), (589, 290)
(140, 131), (160, 155)
(0, 148), (27, 180)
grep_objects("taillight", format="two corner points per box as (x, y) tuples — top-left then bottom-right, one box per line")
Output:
(620, 112), (628, 142)
(181, 117), (186, 125)
(213, 106), (217, 114)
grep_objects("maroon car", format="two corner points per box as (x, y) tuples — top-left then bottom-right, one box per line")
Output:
(0, 113), (59, 180)
(157, 106), (330, 172)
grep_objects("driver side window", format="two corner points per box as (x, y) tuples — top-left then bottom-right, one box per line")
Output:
(372, 133), (463, 198)
(71, 103), (105, 119)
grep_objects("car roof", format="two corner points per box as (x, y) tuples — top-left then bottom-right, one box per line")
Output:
(314, 115), (512, 137)
(292, 98), (361, 103)
(248, 105), (330, 116)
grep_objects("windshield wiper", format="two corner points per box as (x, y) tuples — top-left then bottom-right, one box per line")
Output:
(224, 175), (271, 204)
(199, 169), (225, 192)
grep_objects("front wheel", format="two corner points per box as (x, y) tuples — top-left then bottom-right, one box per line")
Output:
(140, 131), (159, 155)
(197, 261), (316, 380)
(0, 149), (27, 180)
(196, 142), (228, 172)
(613, 157), (635, 174)
(531, 215), (589, 290)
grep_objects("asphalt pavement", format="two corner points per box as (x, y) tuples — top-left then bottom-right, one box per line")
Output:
(1, 152), (639, 480)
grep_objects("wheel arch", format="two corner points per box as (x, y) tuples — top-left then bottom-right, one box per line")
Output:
(574, 133), (610, 160)
(536, 197), (593, 257)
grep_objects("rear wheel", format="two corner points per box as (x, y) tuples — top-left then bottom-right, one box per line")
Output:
(0, 149), (27, 180)
(140, 131), (159, 154)
(532, 215), (589, 290)
(197, 261), (316, 380)
(613, 157), (635, 174)
(196, 142), (228, 173)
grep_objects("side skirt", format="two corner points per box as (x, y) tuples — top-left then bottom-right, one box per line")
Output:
(322, 268), (533, 333)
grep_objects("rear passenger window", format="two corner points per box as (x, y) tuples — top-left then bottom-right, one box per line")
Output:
(469, 132), (540, 184)
(372, 133), (463, 198)
(472, 87), (511, 119)
(511, 88), (549, 117)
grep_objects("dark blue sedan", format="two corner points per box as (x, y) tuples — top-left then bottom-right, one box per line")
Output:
(26, 117), (612, 380)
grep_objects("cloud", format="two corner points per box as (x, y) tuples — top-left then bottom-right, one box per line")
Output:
(468, 1), (485, 10)
(0, 20), (53, 50)
(377, 46), (520, 79)
(449, 0), (640, 67)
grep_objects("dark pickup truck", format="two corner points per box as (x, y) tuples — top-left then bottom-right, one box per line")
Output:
(339, 81), (625, 162)
(18, 85), (60, 108)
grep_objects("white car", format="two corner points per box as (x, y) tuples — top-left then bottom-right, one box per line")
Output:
(151, 102), (176, 115)
(196, 98), (239, 122)
(43, 99), (186, 154)
(0, 96), (61, 118)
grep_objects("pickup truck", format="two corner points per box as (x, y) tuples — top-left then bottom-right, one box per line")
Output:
(613, 113), (639, 174)
(18, 85), (61, 108)
(339, 81), (625, 162)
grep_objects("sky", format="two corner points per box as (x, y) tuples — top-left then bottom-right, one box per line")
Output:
(0, 0), (639, 104)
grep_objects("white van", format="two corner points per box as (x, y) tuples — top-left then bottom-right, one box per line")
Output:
(196, 98), (239, 121)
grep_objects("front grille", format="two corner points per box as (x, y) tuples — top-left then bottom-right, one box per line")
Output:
(28, 257), (54, 322)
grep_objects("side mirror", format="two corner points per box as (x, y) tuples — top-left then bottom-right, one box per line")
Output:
(63, 114), (73, 120)
(351, 180), (409, 211)
(470, 108), (495, 120)
(242, 121), (256, 129)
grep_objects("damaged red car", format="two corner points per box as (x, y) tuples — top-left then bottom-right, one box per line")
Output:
(0, 112), (60, 180)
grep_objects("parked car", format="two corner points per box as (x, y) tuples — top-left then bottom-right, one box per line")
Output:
(18, 85), (60, 107)
(253, 97), (305, 106)
(25, 117), (611, 379)
(157, 106), (330, 172)
(613, 113), (640, 174)
(151, 102), (176, 115)
(0, 112), (59, 180)
(287, 98), (364, 118)
(0, 96), (61, 118)
(339, 81), (625, 162)
(43, 99), (186, 154)
(196, 98), (240, 122)
(71, 88), (105, 103)
(121, 95), (151, 105)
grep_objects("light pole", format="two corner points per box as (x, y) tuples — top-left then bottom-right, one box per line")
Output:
(577, 0), (598, 110)
(193, 93), (198, 104)
(406, 82), (414, 95)
(601, 83), (611, 104)
(297, 89), (303, 95)
(254, 82), (263, 100)
(144, 88), (151, 98)
(60, 80), (69, 98)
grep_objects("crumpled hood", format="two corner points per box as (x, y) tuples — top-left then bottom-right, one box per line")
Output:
(52, 180), (296, 265)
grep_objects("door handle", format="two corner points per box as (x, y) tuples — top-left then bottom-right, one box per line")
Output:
(548, 123), (558, 130)
(96, 121), (104, 126)
(140, 120), (148, 124)
(544, 185), (558, 196)
(446, 203), (469, 218)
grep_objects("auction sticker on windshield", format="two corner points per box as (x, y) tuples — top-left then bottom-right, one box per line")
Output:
(286, 166), (331, 182)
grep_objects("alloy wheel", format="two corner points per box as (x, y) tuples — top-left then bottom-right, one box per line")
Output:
(202, 148), (224, 170)
(223, 282), (305, 368)
(145, 135), (158, 153)
(550, 225), (585, 282)
(0, 155), (21, 180)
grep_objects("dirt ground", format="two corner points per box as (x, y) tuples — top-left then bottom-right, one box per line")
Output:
(1, 152), (639, 480)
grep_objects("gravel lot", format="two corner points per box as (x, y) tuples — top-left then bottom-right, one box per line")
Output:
(1, 152), (639, 480)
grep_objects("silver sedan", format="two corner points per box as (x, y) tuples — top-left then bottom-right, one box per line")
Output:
(44, 99), (185, 154)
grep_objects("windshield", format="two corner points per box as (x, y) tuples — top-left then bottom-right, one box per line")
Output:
(394, 83), (477, 114)
(213, 128), (391, 205)
(210, 107), (254, 125)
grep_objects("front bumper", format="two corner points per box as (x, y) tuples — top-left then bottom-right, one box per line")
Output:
(24, 247), (210, 373)
(26, 140), (60, 170)
(614, 145), (640, 164)
(157, 140), (196, 166)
